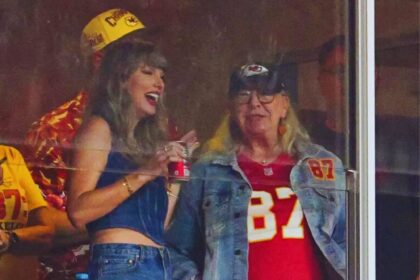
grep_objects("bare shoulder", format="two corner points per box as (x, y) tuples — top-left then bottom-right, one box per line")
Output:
(74, 116), (112, 152)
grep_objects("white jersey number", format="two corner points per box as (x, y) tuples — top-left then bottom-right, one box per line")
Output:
(248, 187), (304, 243)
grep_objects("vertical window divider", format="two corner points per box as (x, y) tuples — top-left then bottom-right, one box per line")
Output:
(356, 0), (376, 279)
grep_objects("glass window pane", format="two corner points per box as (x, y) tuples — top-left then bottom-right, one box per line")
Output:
(0, 1), (358, 279)
(375, 1), (419, 279)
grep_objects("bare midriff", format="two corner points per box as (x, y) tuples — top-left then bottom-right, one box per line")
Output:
(92, 228), (161, 248)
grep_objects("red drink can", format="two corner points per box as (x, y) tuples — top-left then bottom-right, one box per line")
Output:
(168, 141), (191, 181)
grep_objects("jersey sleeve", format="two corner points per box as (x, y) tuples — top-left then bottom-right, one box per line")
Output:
(13, 148), (47, 211)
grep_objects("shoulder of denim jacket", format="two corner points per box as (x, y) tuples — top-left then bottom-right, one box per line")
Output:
(292, 143), (346, 191)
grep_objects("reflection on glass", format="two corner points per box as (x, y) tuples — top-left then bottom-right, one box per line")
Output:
(302, 35), (348, 162)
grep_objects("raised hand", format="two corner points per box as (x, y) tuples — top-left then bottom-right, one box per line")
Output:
(179, 130), (200, 156)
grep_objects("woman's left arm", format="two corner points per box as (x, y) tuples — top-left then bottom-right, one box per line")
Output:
(164, 182), (181, 229)
(1, 206), (54, 255)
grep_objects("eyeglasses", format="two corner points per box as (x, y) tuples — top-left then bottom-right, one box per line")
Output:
(320, 65), (346, 77)
(233, 90), (279, 104)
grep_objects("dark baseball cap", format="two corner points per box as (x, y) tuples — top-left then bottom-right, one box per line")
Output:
(228, 63), (287, 97)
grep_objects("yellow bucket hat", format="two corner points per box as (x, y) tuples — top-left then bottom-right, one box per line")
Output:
(81, 8), (145, 55)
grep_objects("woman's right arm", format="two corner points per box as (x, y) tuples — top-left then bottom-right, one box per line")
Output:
(67, 117), (156, 229)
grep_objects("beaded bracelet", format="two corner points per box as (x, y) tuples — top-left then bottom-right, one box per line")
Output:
(122, 176), (134, 195)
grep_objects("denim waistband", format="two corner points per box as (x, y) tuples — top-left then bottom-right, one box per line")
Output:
(90, 243), (168, 260)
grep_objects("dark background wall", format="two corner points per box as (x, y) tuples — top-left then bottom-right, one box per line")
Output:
(0, 0), (418, 145)
(0, 0), (348, 144)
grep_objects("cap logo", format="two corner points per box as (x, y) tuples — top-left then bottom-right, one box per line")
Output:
(241, 64), (269, 77)
(105, 10), (130, 27)
(125, 15), (140, 26)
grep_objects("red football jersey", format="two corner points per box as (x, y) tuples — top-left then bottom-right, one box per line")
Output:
(238, 153), (324, 280)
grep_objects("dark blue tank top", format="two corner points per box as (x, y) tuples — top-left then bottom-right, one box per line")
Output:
(86, 151), (168, 245)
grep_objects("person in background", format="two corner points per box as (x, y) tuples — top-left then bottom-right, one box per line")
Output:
(309, 35), (418, 280)
(0, 144), (54, 280)
(166, 63), (346, 280)
(23, 8), (151, 280)
(67, 40), (196, 280)
(304, 35), (347, 161)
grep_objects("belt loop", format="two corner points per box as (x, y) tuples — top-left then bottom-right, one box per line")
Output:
(136, 244), (141, 261)
(162, 248), (172, 280)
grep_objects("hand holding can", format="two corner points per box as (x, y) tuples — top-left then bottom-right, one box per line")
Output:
(168, 141), (191, 181)
(167, 130), (199, 182)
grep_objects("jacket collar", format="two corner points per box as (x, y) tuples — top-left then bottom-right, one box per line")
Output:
(200, 142), (337, 168)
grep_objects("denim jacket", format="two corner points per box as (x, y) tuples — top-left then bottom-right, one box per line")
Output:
(166, 143), (347, 280)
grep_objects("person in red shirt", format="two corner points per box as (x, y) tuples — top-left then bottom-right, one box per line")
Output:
(167, 63), (346, 280)
(232, 64), (326, 280)
(239, 151), (324, 280)
(23, 8), (150, 280)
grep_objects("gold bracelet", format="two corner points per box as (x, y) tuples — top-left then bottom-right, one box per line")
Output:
(166, 182), (180, 199)
(122, 176), (134, 195)
(166, 190), (178, 199)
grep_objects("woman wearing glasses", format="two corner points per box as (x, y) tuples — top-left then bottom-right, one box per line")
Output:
(166, 63), (347, 280)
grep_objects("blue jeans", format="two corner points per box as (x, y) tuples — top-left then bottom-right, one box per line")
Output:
(88, 243), (172, 280)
